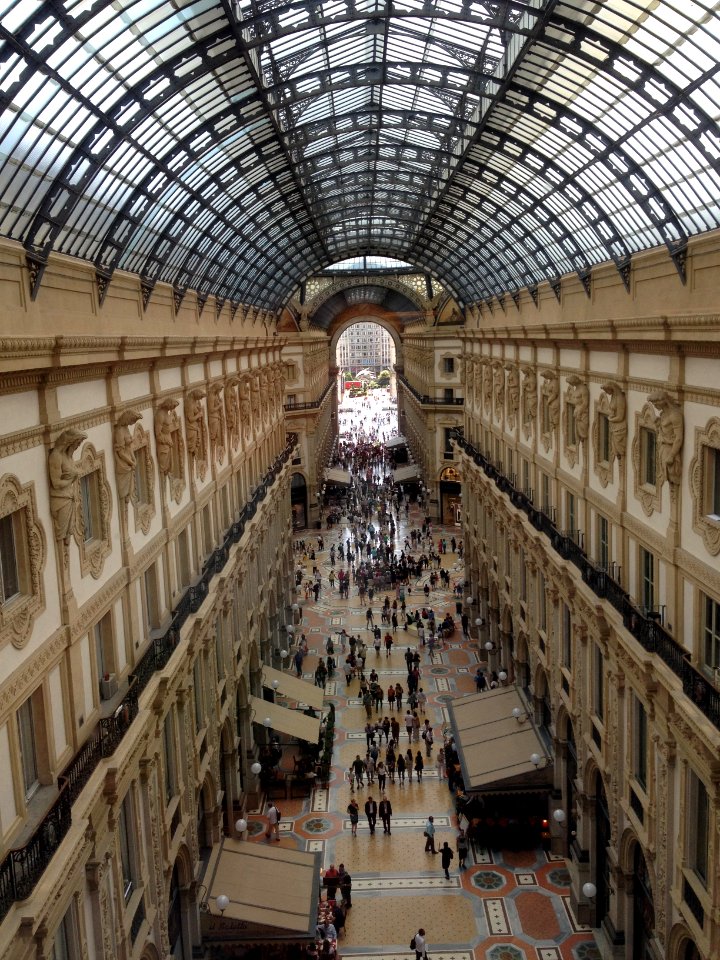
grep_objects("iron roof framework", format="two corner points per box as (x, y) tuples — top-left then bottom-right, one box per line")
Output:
(0, 1), (718, 311)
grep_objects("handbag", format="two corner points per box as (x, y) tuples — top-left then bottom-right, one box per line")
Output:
(423, 831), (429, 837)
(410, 936), (416, 950)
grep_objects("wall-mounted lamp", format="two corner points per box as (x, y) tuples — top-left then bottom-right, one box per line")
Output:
(215, 894), (230, 915)
(530, 752), (553, 769)
(512, 706), (530, 724)
(286, 623), (295, 634)
(291, 602), (300, 612)
(235, 817), (248, 836)
(262, 716), (272, 728)
(498, 670), (508, 682)
(582, 882), (597, 900)
(280, 648), (288, 661)
(251, 761), (262, 776)
(484, 640), (495, 652)
(271, 679), (280, 690)
(464, 596), (474, 607)
(552, 808), (566, 825)
(475, 617), (484, 628)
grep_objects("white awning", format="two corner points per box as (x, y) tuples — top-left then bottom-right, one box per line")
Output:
(384, 434), (407, 448)
(261, 665), (324, 710)
(249, 695), (321, 743)
(324, 468), (352, 485)
(393, 464), (420, 482)
(448, 687), (552, 792)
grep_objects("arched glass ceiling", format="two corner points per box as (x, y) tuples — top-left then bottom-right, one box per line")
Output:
(0, 1), (719, 311)
(325, 255), (414, 271)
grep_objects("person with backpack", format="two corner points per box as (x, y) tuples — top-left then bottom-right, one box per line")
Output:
(411, 928), (428, 960)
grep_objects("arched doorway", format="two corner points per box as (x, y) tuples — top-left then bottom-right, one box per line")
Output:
(291, 472), (308, 529)
(566, 720), (577, 850)
(632, 843), (655, 959)
(168, 863), (186, 960)
(595, 774), (611, 928)
(439, 465), (462, 524)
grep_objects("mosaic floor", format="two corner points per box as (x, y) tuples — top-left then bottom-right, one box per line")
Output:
(247, 502), (600, 960)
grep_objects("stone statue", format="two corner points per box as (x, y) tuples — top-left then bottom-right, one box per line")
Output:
(49, 428), (86, 554)
(601, 381), (627, 460)
(482, 360), (492, 414)
(114, 409), (142, 507)
(155, 398), (179, 476)
(521, 365), (537, 432)
(506, 363), (520, 429)
(225, 377), (240, 450)
(250, 375), (261, 423)
(649, 390), (683, 486)
(541, 370), (560, 432)
(240, 380), (252, 440)
(473, 361), (482, 409)
(185, 389), (207, 478)
(566, 374), (589, 442)
(207, 383), (225, 464)
(493, 362), (505, 422)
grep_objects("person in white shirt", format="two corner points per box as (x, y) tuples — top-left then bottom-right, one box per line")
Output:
(413, 928), (428, 959)
(265, 802), (280, 840)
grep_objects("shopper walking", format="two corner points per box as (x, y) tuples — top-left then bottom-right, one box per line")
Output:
(456, 828), (469, 869)
(412, 929), (429, 960)
(440, 841), (454, 879)
(414, 751), (425, 782)
(347, 798), (359, 836)
(364, 795), (378, 835)
(379, 794), (393, 834)
(424, 816), (437, 853)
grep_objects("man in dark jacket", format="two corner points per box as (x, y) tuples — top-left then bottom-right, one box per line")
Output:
(379, 794), (393, 834)
(364, 795), (378, 834)
(440, 841), (454, 879)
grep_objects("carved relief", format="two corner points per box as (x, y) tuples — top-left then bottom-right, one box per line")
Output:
(563, 374), (589, 468)
(240, 378), (253, 441)
(114, 409), (142, 514)
(250, 374), (261, 429)
(225, 376), (240, 451)
(131, 424), (156, 535)
(521, 365), (537, 440)
(0, 474), (46, 649)
(603, 381), (627, 462)
(648, 391), (683, 490)
(631, 402), (663, 517)
(473, 361), (482, 413)
(492, 361), (504, 423)
(482, 359), (492, 415)
(49, 428), (86, 567)
(207, 382), (226, 466)
(75, 442), (113, 579)
(185, 388), (208, 481)
(540, 370), (559, 452)
(154, 398), (185, 503)
(592, 381), (626, 487)
(506, 363), (520, 430)
(689, 417), (720, 555)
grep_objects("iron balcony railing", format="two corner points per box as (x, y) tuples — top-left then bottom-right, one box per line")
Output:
(451, 430), (720, 733)
(396, 373), (464, 406)
(284, 380), (335, 411)
(0, 434), (298, 925)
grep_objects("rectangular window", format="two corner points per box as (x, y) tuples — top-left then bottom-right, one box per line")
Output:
(702, 593), (720, 673)
(144, 564), (160, 632)
(639, 547), (654, 613)
(193, 658), (204, 732)
(202, 504), (213, 556)
(177, 528), (190, 590)
(118, 793), (135, 902)
(443, 357), (455, 373)
(443, 388), (454, 402)
(538, 573), (547, 632)
(598, 412), (610, 463)
(94, 611), (114, 689)
(541, 473), (551, 515)
(641, 428), (657, 487)
(593, 644), (604, 722)
(520, 554), (527, 604)
(706, 447), (720, 517)
(444, 428), (454, 456)
(597, 515), (609, 570)
(688, 771), (709, 883)
(634, 696), (647, 790)
(49, 909), (75, 960)
(521, 458), (530, 493)
(0, 512), (21, 604)
(163, 712), (177, 804)
(567, 492), (576, 533)
(562, 603), (572, 668)
(80, 473), (100, 543)
(17, 696), (39, 800)
(215, 619), (225, 679)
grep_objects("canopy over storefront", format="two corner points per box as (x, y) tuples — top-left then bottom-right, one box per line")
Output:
(203, 838), (320, 939)
(384, 435), (407, 449)
(448, 687), (553, 793)
(324, 468), (352, 486)
(262, 665), (324, 710)
(393, 464), (420, 483)
(249, 695), (321, 743)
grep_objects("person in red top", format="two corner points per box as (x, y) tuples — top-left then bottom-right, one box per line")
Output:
(324, 864), (340, 902)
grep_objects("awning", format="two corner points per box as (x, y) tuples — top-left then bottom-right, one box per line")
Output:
(384, 434), (407, 448)
(204, 837), (321, 936)
(250, 695), (321, 743)
(448, 687), (553, 793)
(324, 467), (352, 485)
(393, 464), (420, 482)
(262, 665), (324, 710)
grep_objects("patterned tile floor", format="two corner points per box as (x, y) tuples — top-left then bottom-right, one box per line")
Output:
(247, 502), (600, 960)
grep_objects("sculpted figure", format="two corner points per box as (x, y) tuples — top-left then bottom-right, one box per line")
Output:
(506, 363), (520, 429)
(649, 390), (683, 486)
(225, 377), (240, 450)
(114, 410), (142, 505)
(207, 383), (226, 463)
(541, 370), (560, 431)
(482, 360), (492, 414)
(251, 375), (261, 423)
(155, 398), (179, 476)
(240, 380), (252, 439)
(185, 389), (206, 466)
(566, 374), (589, 442)
(601, 381), (627, 460)
(493, 362), (505, 422)
(521, 365), (537, 428)
(49, 428), (86, 547)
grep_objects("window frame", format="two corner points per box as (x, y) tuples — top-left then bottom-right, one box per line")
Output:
(687, 769), (709, 885)
(0, 476), (46, 649)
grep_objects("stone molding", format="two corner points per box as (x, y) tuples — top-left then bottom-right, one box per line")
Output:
(0, 473), (47, 649)
(75, 442), (113, 580)
(689, 417), (720, 557)
(631, 403), (663, 517)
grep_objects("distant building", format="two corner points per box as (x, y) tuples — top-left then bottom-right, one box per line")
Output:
(337, 322), (395, 376)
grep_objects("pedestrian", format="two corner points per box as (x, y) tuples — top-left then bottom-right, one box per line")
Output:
(396, 751), (406, 784)
(366, 606), (374, 629)
(339, 864), (352, 908)
(456, 828), (469, 869)
(417, 688), (427, 713)
(347, 798), (359, 836)
(384, 632), (393, 656)
(387, 684), (396, 710)
(406, 747), (414, 782)
(423, 721), (434, 756)
(379, 794), (393, 834)
(414, 750), (424, 781)
(352, 754), (366, 788)
(405, 710), (414, 741)
(424, 816), (437, 853)
(395, 682), (404, 710)
(412, 928), (428, 960)
(440, 841), (454, 879)
(376, 760), (386, 791)
(364, 795), (378, 835)
(436, 746), (446, 780)
(391, 716), (400, 743)
(324, 863), (340, 901)
(412, 711), (421, 742)
(265, 801), (281, 841)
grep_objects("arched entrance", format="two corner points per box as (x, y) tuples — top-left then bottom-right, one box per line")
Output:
(632, 843), (655, 960)
(595, 773), (611, 928)
(439, 465), (462, 524)
(290, 472), (308, 529)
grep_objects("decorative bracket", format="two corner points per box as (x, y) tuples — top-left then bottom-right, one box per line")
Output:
(197, 292), (208, 316)
(510, 290), (521, 310)
(25, 250), (48, 301)
(550, 278), (562, 302)
(216, 297), (225, 320)
(614, 255), (632, 293)
(527, 285), (539, 307)
(95, 268), (114, 307)
(173, 287), (186, 314)
(140, 277), (155, 311)
(577, 269), (592, 298)
(667, 237), (688, 285)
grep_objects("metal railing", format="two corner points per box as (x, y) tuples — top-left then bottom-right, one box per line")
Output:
(284, 380), (335, 411)
(396, 373), (464, 406)
(0, 433), (298, 924)
(452, 430), (720, 733)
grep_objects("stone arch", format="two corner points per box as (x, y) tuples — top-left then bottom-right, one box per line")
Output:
(309, 275), (428, 316)
(329, 314), (403, 371)
(140, 941), (161, 960)
(197, 770), (220, 848)
(173, 842), (194, 887)
(667, 922), (704, 960)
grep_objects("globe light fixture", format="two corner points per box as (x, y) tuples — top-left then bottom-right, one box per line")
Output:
(553, 809), (566, 824)
(235, 818), (248, 834)
(286, 623), (294, 634)
(485, 641), (494, 651)
(280, 649), (288, 659)
(582, 882), (597, 899)
(251, 761), (262, 775)
(291, 602), (299, 612)
(475, 617), (483, 627)
(216, 894), (230, 914)
(498, 670), (508, 682)
(530, 752), (541, 767)
(512, 707), (523, 719)
(263, 716), (272, 728)
(271, 679), (279, 690)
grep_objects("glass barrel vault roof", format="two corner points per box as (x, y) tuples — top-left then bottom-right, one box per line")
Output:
(0, 0), (718, 310)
